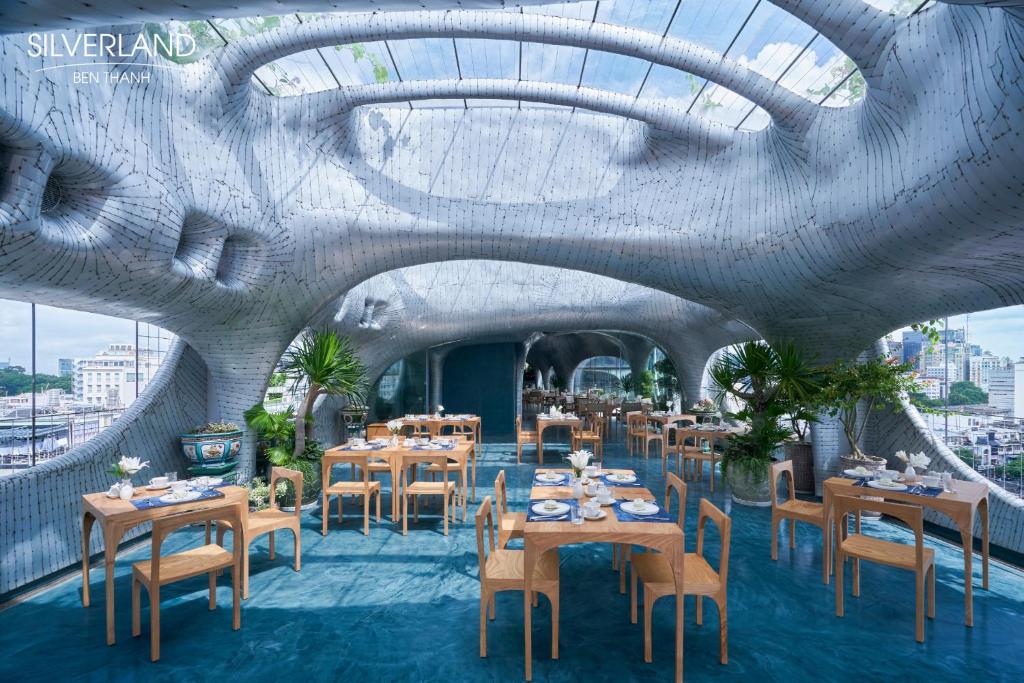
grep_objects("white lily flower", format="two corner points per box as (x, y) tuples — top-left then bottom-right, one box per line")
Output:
(910, 452), (931, 469)
(386, 419), (404, 434)
(119, 456), (149, 474)
(894, 450), (908, 463)
(566, 450), (592, 471)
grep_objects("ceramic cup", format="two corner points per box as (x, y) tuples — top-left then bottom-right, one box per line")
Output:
(542, 499), (558, 511)
(584, 501), (601, 517)
(352, 437), (366, 446)
(921, 475), (941, 488)
(585, 481), (598, 496)
(170, 481), (188, 497)
(149, 476), (169, 487)
(583, 465), (598, 478)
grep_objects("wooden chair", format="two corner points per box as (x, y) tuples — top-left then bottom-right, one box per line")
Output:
(677, 427), (724, 491)
(426, 434), (469, 522)
(216, 467), (302, 599)
(516, 415), (537, 464)
(632, 486), (730, 665)
(770, 459), (831, 583)
(132, 505), (242, 661)
(626, 412), (647, 457)
(639, 416), (665, 460)
(476, 497), (560, 659)
(494, 469), (525, 548)
(322, 452), (382, 536)
(571, 414), (604, 458)
(401, 451), (457, 535)
(615, 472), (688, 592)
(833, 494), (936, 642)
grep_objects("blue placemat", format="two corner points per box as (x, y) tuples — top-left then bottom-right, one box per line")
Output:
(132, 488), (224, 510)
(526, 499), (579, 522)
(341, 443), (388, 451)
(412, 442), (456, 451)
(612, 500), (673, 523)
(852, 480), (944, 497)
(601, 474), (644, 488)
(534, 473), (569, 487)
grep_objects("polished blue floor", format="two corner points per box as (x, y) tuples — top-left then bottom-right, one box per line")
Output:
(2, 434), (1023, 682)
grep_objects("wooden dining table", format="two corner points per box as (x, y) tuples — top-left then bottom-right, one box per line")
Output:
(645, 413), (696, 463)
(522, 468), (685, 682)
(534, 415), (582, 465)
(823, 476), (990, 626)
(81, 484), (248, 645)
(400, 415), (482, 501)
(323, 440), (475, 521)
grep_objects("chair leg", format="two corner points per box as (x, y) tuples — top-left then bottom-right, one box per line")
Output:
(927, 564), (936, 619)
(149, 585), (161, 662)
(363, 492), (370, 536)
(717, 597), (728, 665)
(710, 458), (716, 492)
(489, 593), (496, 620)
(612, 543), (619, 571)
(268, 530), (276, 561)
(696, 595), (704, 626)
(403, 494), (408, 536)
(322, 493), (329, 536)
(242, 539), (251, 600)
(771, 515), (779, 561)
(293, 526), (301, 571)
(338, 495), (343, 523)
(443, 493), (450, 536)
(643, 587), (654, 663)
(835, 550), (845, 618)
(516, 442), (522, 464)
(232, 562), (241, 630)
(789, 519), (796, 549)
(620, 546), (630, 594)
(915, 568), (925, 642)
(852, 557), (860, 597)
(376, 489), (382, 522)
(479, 591), (489, 657)
(131, 577), (141, 637)
(208, 570), (216, 610)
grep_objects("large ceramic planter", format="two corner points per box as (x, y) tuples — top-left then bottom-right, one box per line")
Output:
(180, 430), (242, 470)
(726, 466), (772, 507)
(838, 453), (887, 474)
(784, 441), (815, 494)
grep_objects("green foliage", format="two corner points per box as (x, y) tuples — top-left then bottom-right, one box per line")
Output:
(949, 381), (988, 405)
(246, 476), (287, 511)
(996, 458), (1024, 479)
(620, 370), (655, 398)
(0, 365), (73, 396)
(710, 341), (823, 478)
(269, 372), (287, 387)
(244, 403), (295, 465)
(653, 357), (679, 400)
(806, 57), (865, 104)
(550, 373), (567, 391)
(819, 356), (920, 459)
(189, 421), (239, 434)
(953, 447), (977, 468)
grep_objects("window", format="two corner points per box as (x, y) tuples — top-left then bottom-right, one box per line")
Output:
(0, 299), (176, 476)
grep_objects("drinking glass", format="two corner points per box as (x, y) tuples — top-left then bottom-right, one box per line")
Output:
(165, 471), (177, 482)
(570, 503), (583, 526)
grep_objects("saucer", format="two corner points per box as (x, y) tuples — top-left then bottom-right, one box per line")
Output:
(159, 490), (202, 503)
(146, 482), (171, 490)
(606, 473), (637, 484)
(583, 509), (607, 521)
(531, 501), (570, 517)
(622, 501), (660, 515)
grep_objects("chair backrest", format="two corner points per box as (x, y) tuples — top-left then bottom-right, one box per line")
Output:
(366, 423), (390, 439)
(832, 494), (925, 561)
(402, 450), (450, 480)
(626, 412), (646, 431)
(149, 503), (243, 586)
(665, 472), (687, 528)
(475, 496), (496, 582)
(442, 422), (476, 440)
(269, 466), (304, 519)
(495, 469), (510, 515)
(696, 499), (731, 585)
(770, 460), (794, 509)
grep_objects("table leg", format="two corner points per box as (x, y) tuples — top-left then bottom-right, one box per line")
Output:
(103, 522), (125, 646)
(536, 426), (545, 466)
(391, 458), (400, 522)
(81, 511), (95, 607)
(523, 538), (536, 681)
(980, 497), (989, 590)
(670, 539), (685, 683)
(960, 524), (974, 627)
(471, 444), (477, 505)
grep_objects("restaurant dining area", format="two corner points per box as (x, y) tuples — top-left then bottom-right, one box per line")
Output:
(2, 1), (1024, 681)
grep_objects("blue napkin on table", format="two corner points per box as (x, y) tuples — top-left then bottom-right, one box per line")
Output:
(612, 500), (673, 523)
(131, 488), (224, 510)
(526, 499), (578, 522)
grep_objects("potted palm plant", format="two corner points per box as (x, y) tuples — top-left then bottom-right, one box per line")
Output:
(709, 341), (822, 506)
(819, 355), (920, 474)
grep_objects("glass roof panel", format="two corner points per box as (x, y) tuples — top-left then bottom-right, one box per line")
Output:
(387, 38), (461, 108)
(665, 0), (758, 54)
(145, 20), (225, 65)
(690, 83), (762, 129)
(319, 42), (395, 87)
(455, 38), (519, 108)
(520, 1), (595, 105)
(729, 1), (818, 83)
(638, 65), (703, 110)
(864, 0), (933, 15)
(779, 35), (858, 104)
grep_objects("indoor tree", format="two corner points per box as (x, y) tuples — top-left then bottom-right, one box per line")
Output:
(286, 328), (368, 460)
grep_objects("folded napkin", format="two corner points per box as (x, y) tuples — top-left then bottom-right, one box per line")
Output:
(534, 474), (568, 487)
(601, 474), (644, 488)
(526, 499), (578, 522)
(612, 500), (673, 523)
(131, 488), (224, 510)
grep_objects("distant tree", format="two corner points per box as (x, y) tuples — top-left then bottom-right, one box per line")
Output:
(0, 366), (73, 396)
(953, 447), (977, 468)
(996, 458), (1024, 479)
(948, 381), (987, 406)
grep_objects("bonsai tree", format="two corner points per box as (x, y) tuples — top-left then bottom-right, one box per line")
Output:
(819, 355), (920, 460)
(285, 329), (368, 460)
(709, 341), (822, 484)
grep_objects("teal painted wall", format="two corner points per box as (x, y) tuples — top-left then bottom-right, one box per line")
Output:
(442, 343), (516, 437)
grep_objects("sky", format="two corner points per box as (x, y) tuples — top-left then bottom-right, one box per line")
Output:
(891, 306), (1024, 361)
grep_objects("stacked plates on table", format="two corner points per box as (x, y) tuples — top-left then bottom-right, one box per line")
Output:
(867, 479), (908, 492)
(620, 500), (660, 516)
(531, 501), (570, 517)
(159, 490), (202, 504)
(537, 472), (565, 483)
(605, 473), (637, 484)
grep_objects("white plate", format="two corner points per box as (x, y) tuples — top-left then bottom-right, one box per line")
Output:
(867, 480), (908, 492)
(596, 498), (616, 506)
(146, 482), (171, 490)
(207, 477), (223, 486)
(537, 473), (564, 482)
(531, 501), (570, 517)
(349, 444), (373, 450)
(622, 501), (660, 516)
(606, 473), (637, 484)
(844, 468), (873, 478)
(583, 509), (607, 521)
(159, 490), (202, 504)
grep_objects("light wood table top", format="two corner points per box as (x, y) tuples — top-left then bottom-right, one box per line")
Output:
(534, 416), (582, 465)
(521, 468), (685, 682)
(823, 476), (989, 626)
(81, 484), (247, 645)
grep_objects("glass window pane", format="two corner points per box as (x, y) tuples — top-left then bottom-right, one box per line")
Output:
(0, 299), (33, 476)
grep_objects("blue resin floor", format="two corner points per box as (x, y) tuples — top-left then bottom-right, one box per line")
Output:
(2, 438), (1023, 682)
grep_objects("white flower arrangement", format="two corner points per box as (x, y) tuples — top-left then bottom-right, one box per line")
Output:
(386, 419), (404, 435)
(436, 404), (445, 412)
(109, 455), (149, 479)
(566, 450), (592, 475)
(895, 450), (930, 470)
